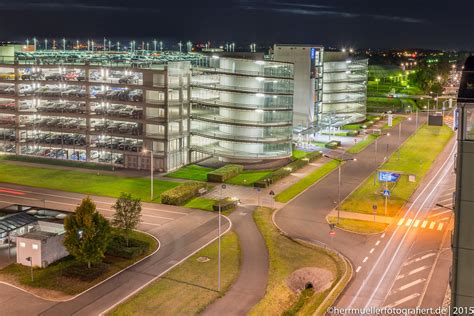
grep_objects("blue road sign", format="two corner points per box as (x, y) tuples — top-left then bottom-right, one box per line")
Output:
(378, 171), (401, 183)
(383, 189), (390, 197)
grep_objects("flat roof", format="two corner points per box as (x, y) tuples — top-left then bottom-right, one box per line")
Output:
(19, 230), (57, 241)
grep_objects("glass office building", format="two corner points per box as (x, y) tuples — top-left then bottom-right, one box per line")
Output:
(190, 56), (294, 161)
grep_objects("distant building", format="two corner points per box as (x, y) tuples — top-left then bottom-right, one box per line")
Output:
(452, 55), (474, 308)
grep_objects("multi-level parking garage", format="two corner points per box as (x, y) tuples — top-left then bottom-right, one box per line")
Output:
(190, 56), (294, 161)
(321, 58), (368, 127)
(0, 49), (197, 171)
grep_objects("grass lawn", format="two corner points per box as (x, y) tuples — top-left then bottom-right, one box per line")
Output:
(275, 160), (340, 203)
(184, 197), (216, 211)
(347, 134), (379, 154)
(165, 164), (214, 182)
(0, 230), (157, 299)
(249, 207), (347, 315)
(292, 150), (307, 159)
(108, 232), (240, 316)
(225, 170), (272, 186)
(0, 163), (179, 202)
(340, 125), (454, 216)
(327, 216), (388, 234)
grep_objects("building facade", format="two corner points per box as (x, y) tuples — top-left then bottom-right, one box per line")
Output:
(452, 56), (474, 308)
(190, 56), (295, 161)
(321, 52), (368, 128)
(0, 48), (194, 171)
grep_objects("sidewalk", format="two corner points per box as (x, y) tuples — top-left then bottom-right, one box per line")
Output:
(327, 209), (394, 224)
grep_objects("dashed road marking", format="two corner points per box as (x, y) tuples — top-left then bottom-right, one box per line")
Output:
(385, 293), (421, 308)
(403, 253), (436, 266)
(398, 218), (405, 226)
(381, 233), (386, 238)
(363, 257), (368, 263)
(396, 278), (426, 292)
(413, 219), (420, 227)
(421, 220), (428, 228)
(370, 248), (375, 254)
(437, 223), (444, 231)
(376, 240), (380, 246)
(356, 266), (362, 273)
(429, 222), (436, 230)
(405, 219), (413, 227)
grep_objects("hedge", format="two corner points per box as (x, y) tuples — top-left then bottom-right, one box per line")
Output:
(63, 262), (109, 281)
(0, 154), (114, 171)
(161, 181), (207, 205)
(213, 197), (239, 211)
(254, 151), (322, 188)
(106, 235), (149, 259)
(207, 164), (244, 182)
(325, 140), (341, 149)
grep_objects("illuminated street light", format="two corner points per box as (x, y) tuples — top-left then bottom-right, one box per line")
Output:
(153, 39), (157, 51)
(62, 38), (66, 51)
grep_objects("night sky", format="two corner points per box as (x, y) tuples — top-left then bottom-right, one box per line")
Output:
(0, 0), (473, 50)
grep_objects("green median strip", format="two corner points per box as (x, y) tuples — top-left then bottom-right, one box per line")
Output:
(108, 232), (240, 316)
(0, 163), (179, 202)
(327, 216), (388, 234)
(275, 160), (340, 203)
(347, 134), (378, 154)
(340, 125), (454, 217)
(250, 207), (347, 315)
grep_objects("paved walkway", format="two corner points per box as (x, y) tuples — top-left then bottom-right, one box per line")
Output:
(328, 210), (394, 224)
(202, 205), (268, 316)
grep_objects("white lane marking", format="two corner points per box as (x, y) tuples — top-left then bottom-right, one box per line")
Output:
(385, 293), (421, 308)
(429, 210), (451, 218)
(403, 253), (436, 266)
(397, 278), (426, 292)
(0, 186), (188, 215)
(381, 233), (386, 238)
(429, 222), (436, 230)
(356, 266), (362, 273)
(421, 220), (428, 228)
(405, 218), (413, 227)
(437, 223), (444, 231)
(440, 217), (449, 221)
(363, 257), (368, 263)
(361, 146), (456, 309)
(376, 240), (381, 246)
(99, 208), (174, 220)
(413, 219), (420, 227)
(0, 193), (38, 201)
(370, 248), (375, 254)
(437, 197), (452, 204)
(409, 265), (430, 275)
(103, 216), (161, 227)
(397, 218), (405, 226)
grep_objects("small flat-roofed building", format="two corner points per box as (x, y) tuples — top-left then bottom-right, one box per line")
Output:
(16, 221), (67, 268)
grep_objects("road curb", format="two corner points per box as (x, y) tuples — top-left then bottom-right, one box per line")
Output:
(98, 214), (233, 315)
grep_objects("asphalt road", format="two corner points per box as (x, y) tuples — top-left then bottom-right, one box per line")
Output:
(202, 205), (268, 316)
(0, 183), (230, 315)
(274, 114), (455, 311)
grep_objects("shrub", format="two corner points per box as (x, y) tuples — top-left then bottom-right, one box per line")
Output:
(213, 197), (239, 211)
(347, 130), (359, 136)
(254, 152), (322, 188)
(106, 235), (149, 259)
(63, 262), (109, 281)
(325, 141), (341, 149)
(207, 164), (244, 182)
(161, 181), (207, 205)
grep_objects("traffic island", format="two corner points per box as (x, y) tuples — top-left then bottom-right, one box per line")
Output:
(250, 207), (349, 315)
(0, 229), (158, 300)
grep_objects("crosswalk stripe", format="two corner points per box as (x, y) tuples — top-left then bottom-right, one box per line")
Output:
(421, 220), (428, 228)
(386, 293), (421, 308)
(429, 222), (436, 230)
(406, 218), (413, 226)
(413, 219), (420, 227)
(398, 218), (405, 226)
(437, 223), (444, 231)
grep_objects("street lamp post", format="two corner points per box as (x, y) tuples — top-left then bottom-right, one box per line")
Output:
(218, 183), (226, 292)
(374, 132), (390, 185)
(26, 257), (34, 281)
(324, 154), (356, 224)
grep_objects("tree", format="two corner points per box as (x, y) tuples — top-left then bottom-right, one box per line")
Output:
(64, 197), (111, 268)
(112, 193), (142, 246)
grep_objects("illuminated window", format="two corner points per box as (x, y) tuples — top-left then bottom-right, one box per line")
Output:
(19, 242), (26, 248)
(32, 244), (38, 250)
